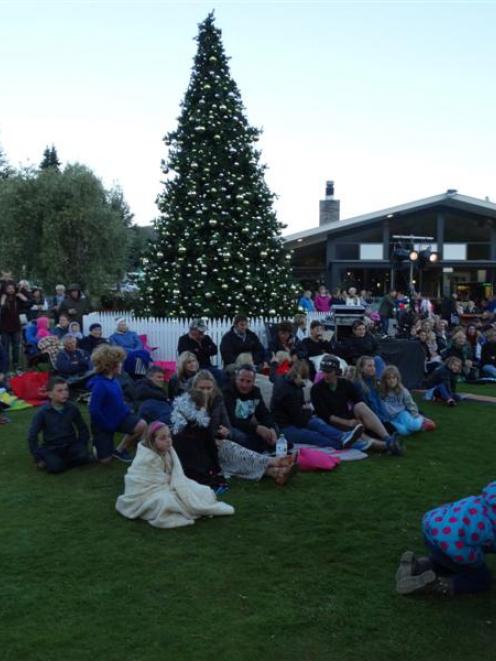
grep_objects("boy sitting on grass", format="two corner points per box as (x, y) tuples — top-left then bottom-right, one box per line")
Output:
(27, 376), (92, 473)
(88, 344), (147, 464)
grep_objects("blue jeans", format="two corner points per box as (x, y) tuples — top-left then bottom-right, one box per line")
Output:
(482, 364), (496, 378)
(433, 384), (461, 402)
(380, 316), (389, 335)
(281, 416), (343, 449)
(390, 410), (423, 436)
(424, 537), (492, 595)
(37, 442), (91, 474)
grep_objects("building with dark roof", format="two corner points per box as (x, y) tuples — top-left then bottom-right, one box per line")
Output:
(284, 185), (496, 299)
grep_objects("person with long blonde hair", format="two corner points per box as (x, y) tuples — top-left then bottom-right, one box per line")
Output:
(379, 366), (436, 436)
(168, 351), (199, 399)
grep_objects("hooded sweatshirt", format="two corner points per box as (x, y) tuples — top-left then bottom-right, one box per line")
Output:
(88, 374), (131, 431)
(36, 316), (51, 341)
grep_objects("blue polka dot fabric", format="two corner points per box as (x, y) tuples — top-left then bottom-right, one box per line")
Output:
(422, 481), (496, 566)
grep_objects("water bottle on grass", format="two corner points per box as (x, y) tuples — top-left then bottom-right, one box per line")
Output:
(275, 434), (288, 457)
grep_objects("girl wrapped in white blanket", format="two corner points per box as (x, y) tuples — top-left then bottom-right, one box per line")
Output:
(115, 421), (234, 528)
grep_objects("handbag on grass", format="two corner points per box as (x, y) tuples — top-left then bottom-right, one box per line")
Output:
(296, 447), (341, 472)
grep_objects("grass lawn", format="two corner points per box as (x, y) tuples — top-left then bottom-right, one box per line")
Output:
(2, 394), (496, 661)
(458, 382), (496, 398)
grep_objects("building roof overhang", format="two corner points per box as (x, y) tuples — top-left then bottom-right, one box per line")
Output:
(284, 192), (496, 249)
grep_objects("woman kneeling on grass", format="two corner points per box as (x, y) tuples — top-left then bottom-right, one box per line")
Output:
(396, 481), (496, 596)
(89, 345), (147, 464)
(379, 366), (436, 436)
(116, 421), (234, 528)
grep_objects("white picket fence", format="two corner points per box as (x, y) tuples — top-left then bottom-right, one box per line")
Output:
(83, 311), (330, 366)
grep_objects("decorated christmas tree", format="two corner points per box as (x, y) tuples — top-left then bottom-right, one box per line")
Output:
(140, 12), (297, 318)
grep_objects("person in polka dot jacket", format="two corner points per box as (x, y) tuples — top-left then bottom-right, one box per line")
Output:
(396, 481), (496, 596)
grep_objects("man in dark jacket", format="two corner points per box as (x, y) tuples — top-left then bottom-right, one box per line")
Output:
(177, 318), (224, 384)
(220, 315), (265, 367)
(378, 290), (397, 336)
(177, 319), (217, 367)
(79, 323), (108, 355)
(298, 320), (332, 378)
(333, 320), (385, 375)
(59, 284), (91, 328)
(223, 364), (277, 452)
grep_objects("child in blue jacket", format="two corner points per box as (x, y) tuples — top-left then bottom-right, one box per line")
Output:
(89, 345), (146, 464)
(396, 481), (496, 595)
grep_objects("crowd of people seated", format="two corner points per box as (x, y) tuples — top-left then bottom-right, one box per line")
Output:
(3, 274), (496, 495)
(25, 308), (452, 484)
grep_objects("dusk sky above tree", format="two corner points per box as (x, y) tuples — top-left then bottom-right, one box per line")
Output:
(2, 1), (495, 234)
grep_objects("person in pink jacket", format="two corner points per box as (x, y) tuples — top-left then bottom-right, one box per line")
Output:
(314, 285), (331, 312)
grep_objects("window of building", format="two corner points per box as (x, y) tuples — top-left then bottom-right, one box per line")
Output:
(359, 243), (383, 260)
(335, 243), (360, 260)
(467, 244), (491, 260)
(443, 243), (466, 260)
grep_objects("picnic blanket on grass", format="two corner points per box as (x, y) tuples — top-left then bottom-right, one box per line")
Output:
(294, 444), (368, 462)
(0, 390), (32, 411)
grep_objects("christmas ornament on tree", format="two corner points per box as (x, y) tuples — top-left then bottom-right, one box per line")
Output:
(140, 12), (297, 317)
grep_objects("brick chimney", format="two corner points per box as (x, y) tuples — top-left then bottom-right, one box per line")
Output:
(319, 180), (340, 225)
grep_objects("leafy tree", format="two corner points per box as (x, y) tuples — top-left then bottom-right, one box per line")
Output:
(40, 145), (61, 171)
(0, 143), (13, 180)
(0, 163), (130, 294)
(140, 12), (296, 317)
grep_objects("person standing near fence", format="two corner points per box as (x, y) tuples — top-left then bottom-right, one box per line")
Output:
(220, 314), (266, 367)
(0, 282), (29, 372)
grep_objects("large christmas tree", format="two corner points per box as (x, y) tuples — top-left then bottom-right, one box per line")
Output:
(140, 12), (297, 318)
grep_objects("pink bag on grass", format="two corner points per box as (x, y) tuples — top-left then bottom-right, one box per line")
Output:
(296, 447), (341, 472)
